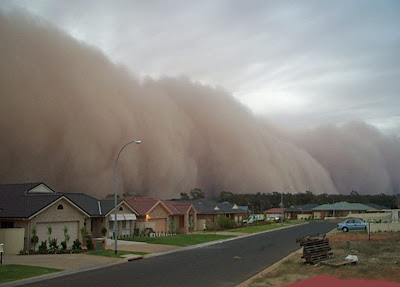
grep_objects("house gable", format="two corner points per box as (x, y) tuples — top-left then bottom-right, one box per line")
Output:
(29, 196), (90, 220)
(148, 203), (171, 219)
(27, 183), (55, 194)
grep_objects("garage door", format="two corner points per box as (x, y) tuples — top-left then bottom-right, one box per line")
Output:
(149, 219), (167, 233)
(36, 222), (79, 248)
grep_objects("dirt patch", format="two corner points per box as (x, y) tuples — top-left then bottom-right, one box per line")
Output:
(248, 231), (400, 287)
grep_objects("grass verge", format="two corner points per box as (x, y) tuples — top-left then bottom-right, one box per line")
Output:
(86, 250), (148, 258)
(125, 234), (234, 247)
(249, 231), (400, 287)
(0, 264), (61, 284)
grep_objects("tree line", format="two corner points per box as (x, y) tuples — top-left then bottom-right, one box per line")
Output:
(212, 190), (398, 213)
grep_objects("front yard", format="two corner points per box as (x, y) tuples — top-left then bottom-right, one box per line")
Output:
(249, 231), (400, 287)
(0, 264), (61, 284)
(125, 234), (234, 247)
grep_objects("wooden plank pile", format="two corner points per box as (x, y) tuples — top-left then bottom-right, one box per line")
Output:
(296, 233), (333, 264)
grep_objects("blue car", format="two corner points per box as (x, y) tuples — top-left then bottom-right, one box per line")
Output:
(337, 218), (367, 232)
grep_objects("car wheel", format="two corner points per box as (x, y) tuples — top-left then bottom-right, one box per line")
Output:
(342, 227), (349, 232)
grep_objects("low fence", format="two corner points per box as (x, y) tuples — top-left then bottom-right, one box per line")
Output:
(367, 222), (400, 233)
(0, 228), (25, 254)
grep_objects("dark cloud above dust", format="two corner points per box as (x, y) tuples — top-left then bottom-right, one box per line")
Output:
(1, 11), (399, 198)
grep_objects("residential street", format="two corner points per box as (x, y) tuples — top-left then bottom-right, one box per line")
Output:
(21, 222), (336, 287)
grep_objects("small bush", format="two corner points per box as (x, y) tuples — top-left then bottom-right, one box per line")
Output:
(217, 215), (235, 229)
(61, 241), (67, 250)
(72, 239), (82, 251)
(48, 238), (59, 253)
(101, 227), (107, 236)
(86, 239), (94, 250)
(38, 240), (47, 254)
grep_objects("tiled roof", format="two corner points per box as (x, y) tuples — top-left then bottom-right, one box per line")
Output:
(286, 204), (319, 212)
(0, 183), (62, 218)
(264, 208), (286, 214)
(124, 197), (159, 215)
(363, 203), (389, 210)
(163, 201), (194, 215)
(312, 202), (376, 211)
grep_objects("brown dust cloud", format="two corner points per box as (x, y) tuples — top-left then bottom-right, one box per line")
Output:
(1, 11), (399, 199)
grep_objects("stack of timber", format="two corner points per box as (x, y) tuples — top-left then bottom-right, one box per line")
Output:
(296, 233), (332, 264)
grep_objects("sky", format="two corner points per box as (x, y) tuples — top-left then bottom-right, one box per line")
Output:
(1, 0), (400, 135)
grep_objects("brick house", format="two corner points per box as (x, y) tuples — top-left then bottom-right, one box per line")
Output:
(163, 201), (197, 233)
(179, 199), (249, 230)
(263, 208), (286, 220)
(0, 182), (138, 253)
(312, 202), (376, 219)
(284, 204), (319, 220)
(124, 197), (172, 234)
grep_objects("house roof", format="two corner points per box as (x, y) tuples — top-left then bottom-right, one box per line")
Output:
(312, 202), (376, 211)
(264, 208), (286, 214)
(286, 204), (319, 212)
(0, 182), (136, 219)
(0, 183), (63, 218)
(163, 201), (195, 215)
(62, 193), (135, 216)
(124, 197), (168, 215)
(363, 203), (389, 210)
(178, 199), (248, 214)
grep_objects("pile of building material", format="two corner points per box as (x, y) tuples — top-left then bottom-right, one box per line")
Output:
(296, 233), (332, 264)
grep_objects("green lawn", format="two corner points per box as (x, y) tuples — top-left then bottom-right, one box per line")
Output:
(227, 221), (303, 234)
(125, 234), (234, 247)
(0, 264), (61, 284)
(86, 250), (148, 258)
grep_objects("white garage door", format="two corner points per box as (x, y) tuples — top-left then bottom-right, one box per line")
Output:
(36, 222), (79, 248)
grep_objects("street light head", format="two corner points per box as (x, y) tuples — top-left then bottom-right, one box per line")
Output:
(135, 140), (142, 144)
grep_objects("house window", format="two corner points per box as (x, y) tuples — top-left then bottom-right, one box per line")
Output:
(119, 207), (123, 211)
(57, 204), (64, 210)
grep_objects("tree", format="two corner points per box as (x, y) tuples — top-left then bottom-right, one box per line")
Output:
(180, 192), (190, 200)
(190, 188), (205, 199)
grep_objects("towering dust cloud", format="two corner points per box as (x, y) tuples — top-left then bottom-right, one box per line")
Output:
(1, 11), (399, 198)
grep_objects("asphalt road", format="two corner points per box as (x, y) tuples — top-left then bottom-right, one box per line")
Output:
(23, 222), (336, 287)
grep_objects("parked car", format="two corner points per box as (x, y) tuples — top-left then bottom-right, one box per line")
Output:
(243, 214), (265, 224)
(337, 218), (367, 232)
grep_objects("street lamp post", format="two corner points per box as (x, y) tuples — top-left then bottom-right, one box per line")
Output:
(281, 185), (293, 225)
(114, 140), (141, 255)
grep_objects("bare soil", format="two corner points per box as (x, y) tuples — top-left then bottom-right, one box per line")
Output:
(249, 231), (400, 287)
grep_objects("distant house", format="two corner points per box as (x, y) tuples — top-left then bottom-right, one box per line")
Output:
(285, 204), (319, 220)
(0, 182), (138, 253)
(312, 202), (376, 220)
(163, 201), (197, 233)
(179, 199), (249, 230)
(124, 197), (197, 234)
(264, 208), (286, 219)
(124, 197), (172, 234)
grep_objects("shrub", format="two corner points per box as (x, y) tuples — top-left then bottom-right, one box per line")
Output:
(72, 239), (82, 251)
(217, 215), (235, 229)
(86, 238), (94, 250)
(101, 227), (107, 237)
(30, 227), (39, 251)
(61, 241), (67, 250)
(63, 226), (70, 245)
(48, 238), (59, 253)
(38, 240), (47, 254)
